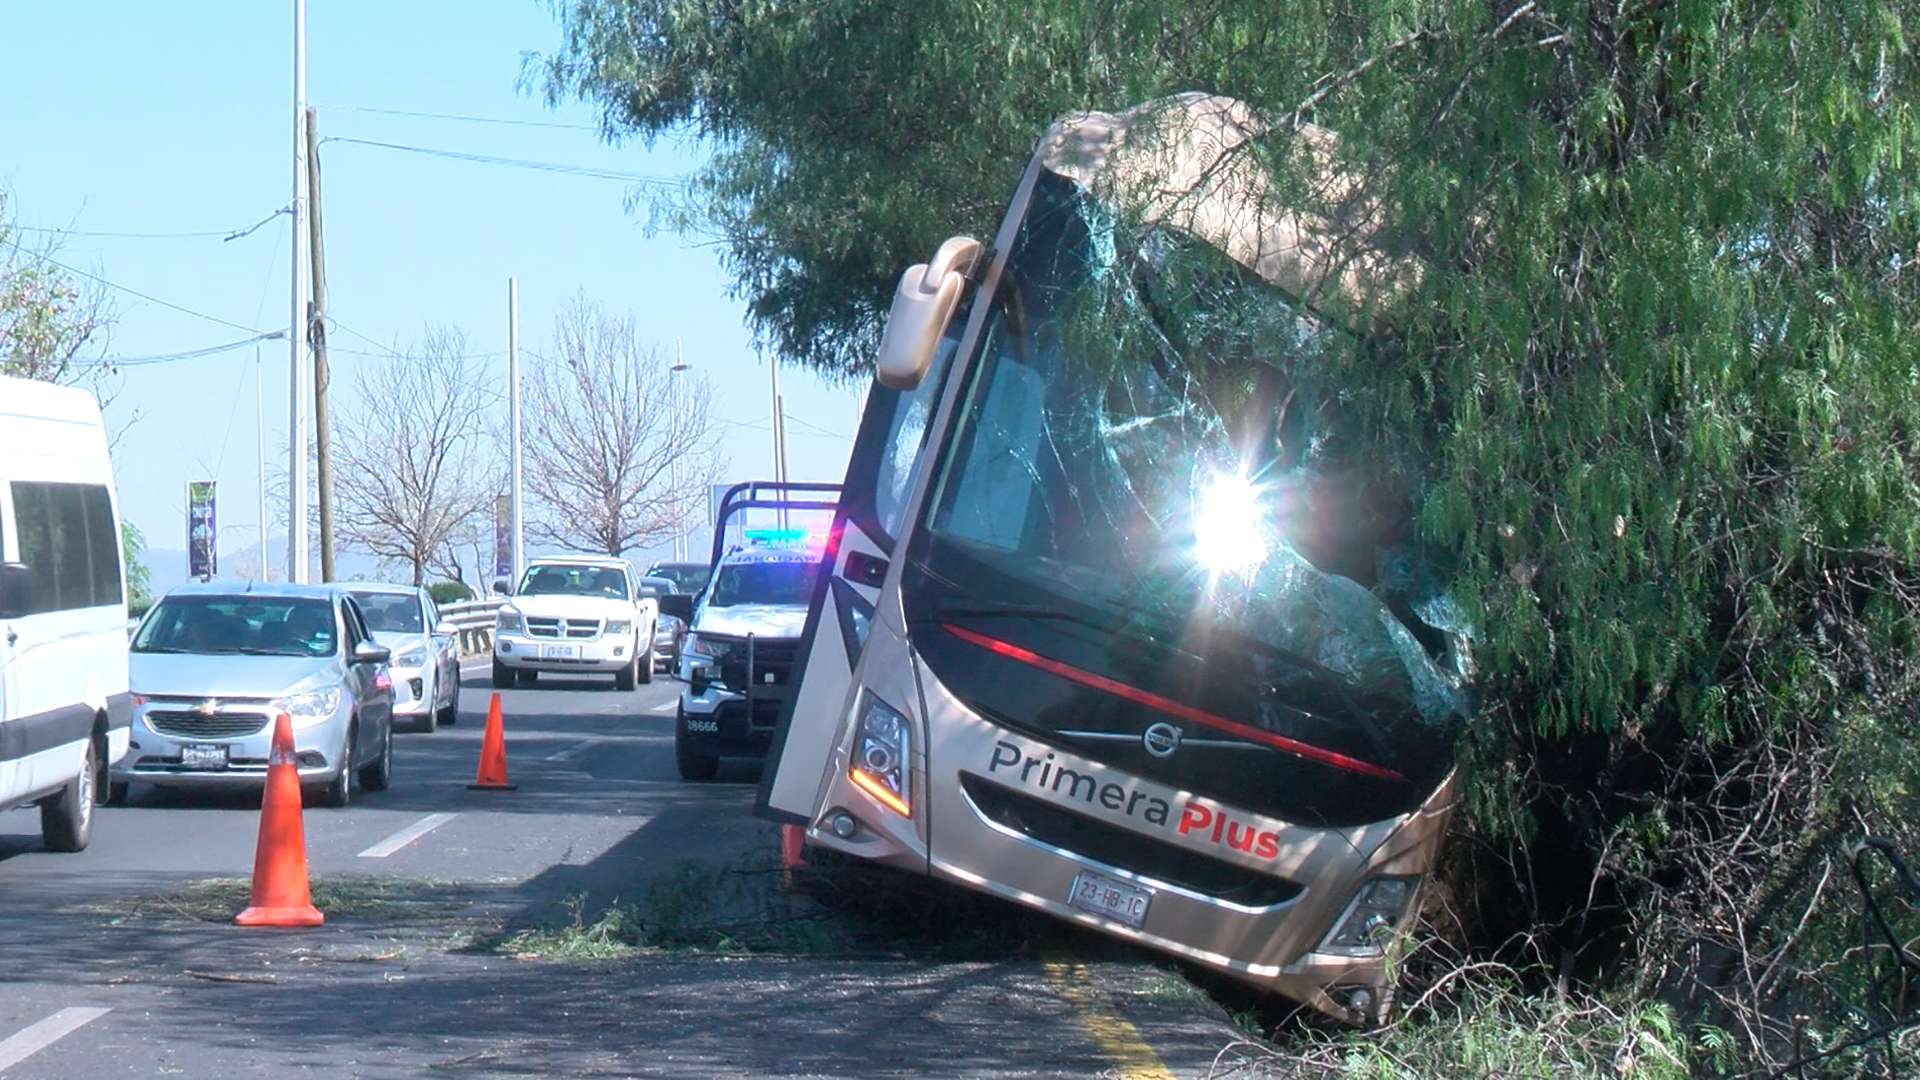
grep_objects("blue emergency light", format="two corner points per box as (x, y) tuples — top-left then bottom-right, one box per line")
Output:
(744, 527), (812, 547)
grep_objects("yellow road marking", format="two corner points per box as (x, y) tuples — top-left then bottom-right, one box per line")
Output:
(1043, 954), (1177, 1080)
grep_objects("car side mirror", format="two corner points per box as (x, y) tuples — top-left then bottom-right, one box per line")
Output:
(0, 561), (30, 620)
(875, 235), (981, 390)
(657, 594), (694, 623)
(491, 577), (512, 596)
(353, 641), (391, 666)
(435, 620), (457, 636)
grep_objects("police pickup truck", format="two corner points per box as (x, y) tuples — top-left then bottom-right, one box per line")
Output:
(672, 533), (822, 780)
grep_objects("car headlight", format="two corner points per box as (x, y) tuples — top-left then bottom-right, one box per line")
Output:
(1319, 875), (1420, 957)
(605, 619), (632, 636)
(848, 693), (911, 817)
(686, 634), (734, 663)
(280, 687), (343, 729)
(394, 644), (428, 668)
(497, 605), (525, 633)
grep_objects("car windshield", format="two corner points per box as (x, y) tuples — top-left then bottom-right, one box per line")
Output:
(348, 591), (423, 633)
(644, 564), (710, 594)
(518, 564), (629, 599)
(132, 595), (338, 658)
(708, 560), (817, 607)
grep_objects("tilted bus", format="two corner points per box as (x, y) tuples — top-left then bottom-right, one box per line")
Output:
(758, 94), (1471, 1023)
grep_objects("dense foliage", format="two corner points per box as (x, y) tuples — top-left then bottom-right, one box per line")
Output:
(538, 0), (1919, 1069)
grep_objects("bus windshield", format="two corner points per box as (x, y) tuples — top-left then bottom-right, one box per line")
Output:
(909, 169), (1467, 820)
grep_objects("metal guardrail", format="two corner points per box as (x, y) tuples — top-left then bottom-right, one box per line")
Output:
(438, 597), (504, 657)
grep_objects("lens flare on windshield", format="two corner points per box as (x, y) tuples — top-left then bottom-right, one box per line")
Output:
(1193, 471), (1270, 576)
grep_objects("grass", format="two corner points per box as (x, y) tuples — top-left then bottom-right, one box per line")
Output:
(490, 850), (1073, 962)
(75, 876), (463, 924)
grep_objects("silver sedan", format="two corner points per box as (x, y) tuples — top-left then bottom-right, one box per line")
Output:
(113, 582), (396, 808)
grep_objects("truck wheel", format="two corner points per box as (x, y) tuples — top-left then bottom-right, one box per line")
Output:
(637, 638), (655, 685)
(675, 707), (719, 782)
(615, 657), (637, 691)
(491, 658), (514, 689)
(41, 738), (97, 852)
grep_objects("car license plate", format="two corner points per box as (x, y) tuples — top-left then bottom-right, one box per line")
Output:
(1067, 869), (1152, 929)
(540, 644), (578, 660)
(181, 743), (228, 770)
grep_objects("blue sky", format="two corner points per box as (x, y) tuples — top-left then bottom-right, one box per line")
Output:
(0, 2), (860, 580)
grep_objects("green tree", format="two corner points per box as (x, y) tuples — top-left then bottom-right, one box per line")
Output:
(121, 521), (152, 615)
(537, 0), (1920, 1064)
(1, 192), (110, 381)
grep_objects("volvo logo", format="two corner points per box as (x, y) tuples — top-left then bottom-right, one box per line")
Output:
(1142, 722), (1182, 758)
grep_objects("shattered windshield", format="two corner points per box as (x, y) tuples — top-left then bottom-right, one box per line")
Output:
(922, 170), (1468, 739)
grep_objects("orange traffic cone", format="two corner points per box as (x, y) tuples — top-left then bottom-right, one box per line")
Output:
(235, 713), (324, 928)
(468, 692), (515, 791)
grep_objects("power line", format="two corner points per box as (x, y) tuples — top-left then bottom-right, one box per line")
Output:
(4, 207), (288, 242)
(315, 102), (600, 132)
(320, 136), (684, 186)
(82, 330), (287, 368)
(15, 249), (274, 335)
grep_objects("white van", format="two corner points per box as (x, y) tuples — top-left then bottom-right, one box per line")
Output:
(0, 374), (131, 851)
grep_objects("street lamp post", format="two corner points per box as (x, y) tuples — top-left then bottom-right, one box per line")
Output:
(670, 340), (691, 561)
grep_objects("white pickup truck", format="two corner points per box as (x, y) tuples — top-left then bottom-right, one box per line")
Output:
(491, 556), (659, 690)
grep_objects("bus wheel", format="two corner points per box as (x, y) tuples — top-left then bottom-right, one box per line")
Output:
(675, 707), (719, 782)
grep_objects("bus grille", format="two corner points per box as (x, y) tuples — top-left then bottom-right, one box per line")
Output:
(960, 774), (1304, 909)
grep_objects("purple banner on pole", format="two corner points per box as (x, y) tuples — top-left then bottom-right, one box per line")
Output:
(188, 481), (217, 580)
(493, 494), (511, 579)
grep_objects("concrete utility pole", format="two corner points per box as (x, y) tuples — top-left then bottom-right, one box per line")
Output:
(508, 278), (524, 587)
(256, 348), (270, 581)
(306, 105), (335, 583)
(287, 0), (309, 583)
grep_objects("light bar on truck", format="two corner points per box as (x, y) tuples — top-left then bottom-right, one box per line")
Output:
(941, 623), (1404, 782)
(744, 527), (814, 547)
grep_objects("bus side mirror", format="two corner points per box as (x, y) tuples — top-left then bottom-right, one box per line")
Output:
(875, 235), (981, 390)
(658, 594), (694, 623)
(0, 561), (29, 619)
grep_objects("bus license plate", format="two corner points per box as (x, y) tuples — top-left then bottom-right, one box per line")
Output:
(1067, 870), (1151, 929)
(540, 644), (578, 660)
(181, 744), (228, 770)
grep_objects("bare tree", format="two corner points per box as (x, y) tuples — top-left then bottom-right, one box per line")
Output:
(524, 296), (721, 557)
(331, 325), (500, 585)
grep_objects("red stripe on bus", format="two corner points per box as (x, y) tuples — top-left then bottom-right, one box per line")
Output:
(940, 623), (1403, 782)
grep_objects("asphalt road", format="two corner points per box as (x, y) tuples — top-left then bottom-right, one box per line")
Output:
(0, 665), (1245, 1078)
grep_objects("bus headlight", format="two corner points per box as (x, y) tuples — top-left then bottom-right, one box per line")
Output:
(1319, 875), (1420, 956)
(848, 694), (911, 817)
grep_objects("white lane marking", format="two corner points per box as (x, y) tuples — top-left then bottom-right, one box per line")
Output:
(543, 739), (601, 763)
(0, 1007), (111, 1073)
(650, 700), (678, 714)
(357, 813), (458, 859)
